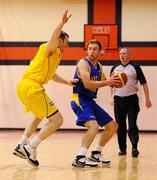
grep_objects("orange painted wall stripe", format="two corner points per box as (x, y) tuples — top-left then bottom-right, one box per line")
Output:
(0, 47), (38, 60)
(0, 47), (157, 61)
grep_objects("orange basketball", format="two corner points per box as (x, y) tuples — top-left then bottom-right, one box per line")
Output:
(111, 70), (128, 88)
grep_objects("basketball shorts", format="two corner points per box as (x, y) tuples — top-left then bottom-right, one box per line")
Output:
(16, 79), (58, 119)
(71, 94), (113, 127)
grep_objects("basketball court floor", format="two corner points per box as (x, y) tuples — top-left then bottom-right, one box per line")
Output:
(0, 130), (156, 180)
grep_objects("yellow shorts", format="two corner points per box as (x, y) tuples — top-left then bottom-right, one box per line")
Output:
(16, 79), (58, 119)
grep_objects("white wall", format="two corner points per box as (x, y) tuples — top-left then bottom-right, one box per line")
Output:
(0, 0), (156, 130)
(0, 65), (156, 130)
(122, 0), (157, 41)
(0, 0), (87, 42)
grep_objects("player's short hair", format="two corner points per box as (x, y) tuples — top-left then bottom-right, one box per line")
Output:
(87, 39), (102, 50)
(59, 31), (69, 40)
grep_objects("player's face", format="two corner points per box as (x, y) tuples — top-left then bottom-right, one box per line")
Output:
(59, 36), (69, 52)
(87, 43), (100, 60)
(119, 48), (131, 65)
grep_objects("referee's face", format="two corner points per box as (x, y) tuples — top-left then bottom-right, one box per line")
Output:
(119, 48), (131, 66)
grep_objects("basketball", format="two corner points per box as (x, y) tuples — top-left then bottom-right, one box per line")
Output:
(111, 70), (128, 88)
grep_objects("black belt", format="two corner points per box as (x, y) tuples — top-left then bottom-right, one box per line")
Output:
(114, 94), (137, 100)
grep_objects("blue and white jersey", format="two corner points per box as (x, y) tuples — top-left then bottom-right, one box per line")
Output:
(110, 61), (147, 97)
(73, 57), (102, 99)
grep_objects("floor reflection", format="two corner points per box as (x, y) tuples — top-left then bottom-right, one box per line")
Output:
(12, 166), (39, 180)
(116, 156), (139, 180)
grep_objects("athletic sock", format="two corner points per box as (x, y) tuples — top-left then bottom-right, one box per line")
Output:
(18, 135), (28, 145)
(29, 136), (42, 148)
(94, 144), (103, 152)
(78, 147), (87, 156)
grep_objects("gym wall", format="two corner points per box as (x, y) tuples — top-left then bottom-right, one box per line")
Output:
(0, 0), (156, 130)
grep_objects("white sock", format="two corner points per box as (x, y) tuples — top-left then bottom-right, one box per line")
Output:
(78, 147), (87, 156)
(94, 144), (103, 152)
(18, 135), (28, 145)
(29, 136), (42, 148)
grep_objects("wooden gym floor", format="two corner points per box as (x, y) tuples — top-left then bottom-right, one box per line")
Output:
(0, 130), (156, 180)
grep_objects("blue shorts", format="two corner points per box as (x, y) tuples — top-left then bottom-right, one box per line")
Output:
(71, 94), (113, 127)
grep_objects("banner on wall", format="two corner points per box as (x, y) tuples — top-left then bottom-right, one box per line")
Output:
(84, 24), (118, 50)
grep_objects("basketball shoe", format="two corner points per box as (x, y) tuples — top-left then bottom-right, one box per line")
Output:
(72, 155), (98, 167)
(22, 144), (39, 167)
(13, 144), (26, 159)
(89, 151), (111, 164)
(118, 151), (127, 156)
(132, 148), (139, 157)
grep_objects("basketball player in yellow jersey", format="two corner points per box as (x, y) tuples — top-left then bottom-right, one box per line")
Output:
(13, 10), (73, 167)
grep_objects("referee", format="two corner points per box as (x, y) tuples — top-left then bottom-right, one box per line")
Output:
(110, 47), (152, 157)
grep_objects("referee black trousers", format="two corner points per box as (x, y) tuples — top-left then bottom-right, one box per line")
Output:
(114, 94), (140, 152)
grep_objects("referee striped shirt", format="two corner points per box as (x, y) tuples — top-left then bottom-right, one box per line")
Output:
(110, 62), (147, 97)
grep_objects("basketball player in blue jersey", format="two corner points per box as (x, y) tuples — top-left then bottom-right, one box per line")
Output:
(71, 39), (120, 167)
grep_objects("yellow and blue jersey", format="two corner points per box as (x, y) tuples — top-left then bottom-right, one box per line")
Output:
(71, 58), (113, 127)
(73, 58), (101, 99)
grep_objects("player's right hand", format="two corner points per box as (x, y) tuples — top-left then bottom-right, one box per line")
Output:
(107, 76), (121, 87)
(62, 10), (72, 24)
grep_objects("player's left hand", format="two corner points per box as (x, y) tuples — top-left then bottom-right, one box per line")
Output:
(68, 79), (79, 86)
(146, 99), (152, 108)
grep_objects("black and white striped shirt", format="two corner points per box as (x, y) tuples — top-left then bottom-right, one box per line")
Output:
(110, 62), (147, 97)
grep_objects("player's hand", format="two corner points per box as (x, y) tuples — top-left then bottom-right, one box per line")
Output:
(62, 10), (72, 24)
(68, 79), (79, 87)
(107, 75), (121, 87)
(146, 99), (152, 108)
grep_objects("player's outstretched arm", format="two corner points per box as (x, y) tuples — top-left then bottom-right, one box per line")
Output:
(46, 10), (71, 56)
(52, 73), (78, 86)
